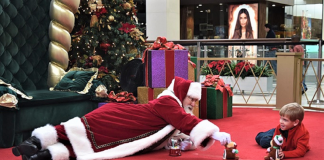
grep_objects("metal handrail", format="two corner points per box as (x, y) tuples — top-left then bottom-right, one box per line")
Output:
(146, 38), (320, 45)
(144, 38), (324, 109)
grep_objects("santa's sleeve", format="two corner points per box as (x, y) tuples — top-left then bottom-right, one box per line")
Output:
(190, 120), (219, 150)
(154, 97), (219, 150)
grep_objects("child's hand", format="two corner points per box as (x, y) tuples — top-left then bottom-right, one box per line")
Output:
(278, 148), (284, 159)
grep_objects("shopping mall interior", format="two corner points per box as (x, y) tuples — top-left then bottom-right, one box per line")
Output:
(137, 0), (324, 110)
(0, 0), (324, 159)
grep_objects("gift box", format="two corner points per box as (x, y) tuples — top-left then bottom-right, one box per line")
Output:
(146, 50), (188, 88)
(137, 86), (166, 104)
(137, 86), (200, 118)
(199, 86), (233, 119)
(188, 62), (195, 82)
(189, 56), (197, 82)
(193, 101), (200, 118)
(98, 102), (107, 108)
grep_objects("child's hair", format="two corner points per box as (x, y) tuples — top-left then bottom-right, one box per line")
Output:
(279, 102), (304, 122)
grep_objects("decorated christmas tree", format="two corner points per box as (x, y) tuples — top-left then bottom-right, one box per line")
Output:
(69, 0), (146, 92)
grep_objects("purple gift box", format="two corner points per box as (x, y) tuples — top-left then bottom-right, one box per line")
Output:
(146, 50), (188, 88)
(98, 102), (107, 108)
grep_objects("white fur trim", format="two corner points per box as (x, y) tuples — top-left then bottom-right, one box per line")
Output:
(190, 120), (219, 150)
(63, 117), (175, 160)
(62, 117), (94, 156)
(47, 142), (69, 160)
(187, 82), (201, 100)
(167, 79), (175, 91)
(157, 90), (182, 107)
(78, 125), (175, 160)
(31, 124), (58, 149)
(154, 130), (182, 150)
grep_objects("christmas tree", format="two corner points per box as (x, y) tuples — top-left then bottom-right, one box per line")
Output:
(69, 0), (146, 92)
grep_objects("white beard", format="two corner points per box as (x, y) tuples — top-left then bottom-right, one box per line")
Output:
(183, 105), (194, 115)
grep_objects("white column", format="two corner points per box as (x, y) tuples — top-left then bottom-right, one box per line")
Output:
(146, 0), (180, 41)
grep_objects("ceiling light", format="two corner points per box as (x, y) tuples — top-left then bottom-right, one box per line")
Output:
(199, 4), (202, 6)
(272, 4), (276, 7)
(220, 3), (223, 5)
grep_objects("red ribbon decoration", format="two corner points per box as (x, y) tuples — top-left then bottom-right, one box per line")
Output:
(223, 86), (228, 118)
(201, 74), (233, 96)
(142, 37), (196, 86)
(107, 91), (137, 103)
(200, 87), (208, 119)
(142, 37), (192, 86)
(142, 37), (195, 65)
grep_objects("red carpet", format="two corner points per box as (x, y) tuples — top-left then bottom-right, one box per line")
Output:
(1, 108), (323, 160)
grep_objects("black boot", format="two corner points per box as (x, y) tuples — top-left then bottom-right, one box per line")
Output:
(22, 149), (51, 160)
(12, 136), (42, 157)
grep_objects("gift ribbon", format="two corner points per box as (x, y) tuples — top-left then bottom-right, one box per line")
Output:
(200, 87), (207, 119)
(165, 50), (175, 87)
(148, 88), (154, 101)
(107, 91), (136, 103)
(142, 37), (196, 86)
(223, 86), (228, 118)
(202, 74), (233, 96)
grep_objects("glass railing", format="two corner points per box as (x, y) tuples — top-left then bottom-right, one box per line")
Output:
(146, 38), (323, 110)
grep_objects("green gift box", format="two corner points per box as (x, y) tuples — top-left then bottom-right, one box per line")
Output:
(199, 86), (233, 119)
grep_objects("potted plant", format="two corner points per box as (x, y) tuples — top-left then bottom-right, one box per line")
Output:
(200, 60), (274, 92)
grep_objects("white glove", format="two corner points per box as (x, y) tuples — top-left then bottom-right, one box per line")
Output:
(180, 138), (193, 151)
(211, 132), (231, 146)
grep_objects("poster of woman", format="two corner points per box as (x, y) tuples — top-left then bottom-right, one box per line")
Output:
(228, 4), (258, 62)
(301, 10), (311, 39)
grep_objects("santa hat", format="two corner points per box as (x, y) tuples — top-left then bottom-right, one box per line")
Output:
(167, 76), (201, 102)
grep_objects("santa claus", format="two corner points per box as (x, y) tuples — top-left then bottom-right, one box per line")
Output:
(13, 76), (231, 160)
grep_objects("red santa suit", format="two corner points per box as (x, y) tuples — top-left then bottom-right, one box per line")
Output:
(31, 77), (219, 160)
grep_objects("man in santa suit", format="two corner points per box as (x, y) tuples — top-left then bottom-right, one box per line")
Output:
(13, 76), (231, 160)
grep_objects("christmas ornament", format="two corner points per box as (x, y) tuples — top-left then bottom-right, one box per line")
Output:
(72, 36), (81, 43)
(100, 42), (111, 53)
(130, 28), (144, 42)
(92, 55), (103, 66)
(108, 15), (114, 21)
(90, 14), (99, 27)
(123, 2), (132, 10)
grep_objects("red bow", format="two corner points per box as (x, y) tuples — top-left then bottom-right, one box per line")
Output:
(141, 37), (195, 67)
(107, 91), (137, 103)
(201, 74), (233, 96)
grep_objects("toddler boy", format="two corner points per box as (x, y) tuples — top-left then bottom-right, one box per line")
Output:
(274, 102), (310, 159)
